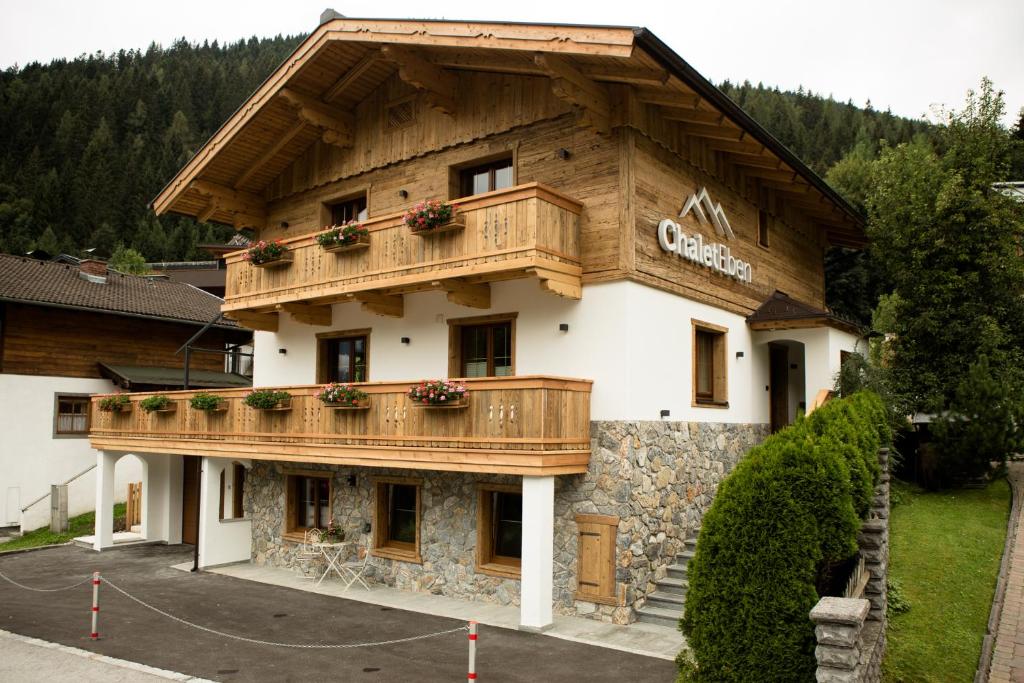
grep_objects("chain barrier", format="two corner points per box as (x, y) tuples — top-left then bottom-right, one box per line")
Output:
(0, 570), (95, 593)
(101, 576), (470, 649)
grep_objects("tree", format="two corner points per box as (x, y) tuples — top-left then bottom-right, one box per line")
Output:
(109, 245), (149, 274)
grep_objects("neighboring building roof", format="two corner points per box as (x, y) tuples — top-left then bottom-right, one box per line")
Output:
(150, 16), (865, 248)
(0, 253), (237, 328)
(746, 291), (862, 335)
(994, 181), (1024, 202)
(98, 363), (252, 390)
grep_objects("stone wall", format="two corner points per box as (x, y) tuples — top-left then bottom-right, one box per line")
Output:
(245, 419), (768, 622)
(809, 448), (891, 683)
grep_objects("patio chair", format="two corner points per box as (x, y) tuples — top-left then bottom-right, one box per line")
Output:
(293, 528), (325, 580)
(340, 534), (374, 592)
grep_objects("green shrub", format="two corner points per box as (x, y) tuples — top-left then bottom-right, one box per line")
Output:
(189, 392), (225, 411)
(681, 392), (887, 681)
(139, 394), (172, 412)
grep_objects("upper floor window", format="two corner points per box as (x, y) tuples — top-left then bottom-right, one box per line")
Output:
(328, 194), (368, 226)
(317, 331), (369, 383)
(459, 157), (514, 197)
(757, 208), (770, 248)
(54, 394), (89, 437)
(692, 320), (728, 407)
(447, 314), (516, 378)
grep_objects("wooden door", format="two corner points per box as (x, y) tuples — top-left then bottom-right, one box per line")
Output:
(181, 456), (200, 545)
(575, 514), (619, 604)
(769, 345), (790, 433)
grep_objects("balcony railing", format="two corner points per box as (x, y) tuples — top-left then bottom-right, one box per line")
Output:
(89, 376), (592, 476)
(223, 183), (583, 324)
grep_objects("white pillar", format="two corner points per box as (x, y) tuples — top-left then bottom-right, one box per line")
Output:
(520, 475), (555, 631)
(93, 451), (118, 551)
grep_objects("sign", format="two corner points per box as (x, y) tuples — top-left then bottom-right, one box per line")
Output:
(657, 187), (753, 284)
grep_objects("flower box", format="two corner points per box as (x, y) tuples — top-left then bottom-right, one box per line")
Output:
(243, 390), (293, 411)
(410, 397), (469, 409)
(153, 404), (177, 415)
(252, 252), (294, 269)
(318, 222), (370, 253)
(101, 402), (133, 414)
(261, 399), (292, 411)
(409, 218), (465, 237)
(315, 383), (368, 410)
(403, 199), (461, 236)
(190, 392), (227, 413)
(322, 237), (370, 254)
(407, 379), (469, 408)
(324, 402), (371, 410)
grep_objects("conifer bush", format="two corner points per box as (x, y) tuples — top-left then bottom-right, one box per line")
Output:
(680, 392), (888, 682)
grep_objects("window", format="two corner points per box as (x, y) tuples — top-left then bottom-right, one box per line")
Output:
(327, 194), (368, 226)
(372, 478), (422, 562)
(692, 321), (728, 407)
(459, 157), (514, 197)
(284, 473), (332, 536)
(316, 330), (369, 384)
(477, 485), (522, 577)
(54, 394), (90, 437)
(218, 470), (226, 521)
(232, 464), (246, 519)
(226, 342), (253, 377)
(447, 314), (516, 378)
(757, 208), (770, 248)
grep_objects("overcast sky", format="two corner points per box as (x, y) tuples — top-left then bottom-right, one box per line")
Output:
(2, 0), (1021, 127)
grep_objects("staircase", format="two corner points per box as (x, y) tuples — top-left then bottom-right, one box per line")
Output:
(636, 533), (697, 628)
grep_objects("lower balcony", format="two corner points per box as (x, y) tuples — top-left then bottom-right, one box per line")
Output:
(89, 376), (592, 476)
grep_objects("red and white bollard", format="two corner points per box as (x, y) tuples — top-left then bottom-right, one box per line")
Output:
(90, 572), (101, 640)
(467, 620), (478, 681)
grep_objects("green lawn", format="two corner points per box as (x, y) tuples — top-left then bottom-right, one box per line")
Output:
(0, 503), (126, 553)
(883, 478), (1011, 682)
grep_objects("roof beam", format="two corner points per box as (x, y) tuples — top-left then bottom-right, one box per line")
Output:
(227, 311), (279, 332)
(659, 106), (726, 125)
(379, 45), (458, 115)
(323, 50), (379, 102)
(704, 138), (769, 157)
(188, 180), (267, 225)
(430, 279), (490, 309)
(197, 200), (219, 224)
(534, 53), (610, 134)
(278, 87), (354, 148)
(276, 302), (332, 326)
(633, 87), (702, 109)
(677, 122), (746, 142)
(346, 292), (404, 318)
(233, 120), (307, 190)
(431, 53), (669, 86)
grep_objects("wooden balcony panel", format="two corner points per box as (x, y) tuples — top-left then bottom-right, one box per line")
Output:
(89, 376), (592, 476)
(223, 183), (583, 316)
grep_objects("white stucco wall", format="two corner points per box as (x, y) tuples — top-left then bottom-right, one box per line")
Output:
(249, 279), (829, 424)
(197, 457), (252, 568)
(0, 374), (142, 530)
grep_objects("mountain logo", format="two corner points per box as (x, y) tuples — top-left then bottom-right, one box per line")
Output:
(679, 187), (734, 240)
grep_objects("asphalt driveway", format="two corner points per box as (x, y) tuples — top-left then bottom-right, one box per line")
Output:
(0, 545), (675, 682)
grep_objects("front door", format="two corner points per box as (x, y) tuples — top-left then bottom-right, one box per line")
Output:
(769, 345), (790, 433)
(181, 456), (200, 545)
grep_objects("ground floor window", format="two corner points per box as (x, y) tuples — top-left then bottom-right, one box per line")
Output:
(476, 485), (522, 577)
(284, 473), (331, 536)
(232, 463), (246, 518)
(691, 320), (728, 407)
(54, 394), (90, 436)
(372, 477), (422, 562)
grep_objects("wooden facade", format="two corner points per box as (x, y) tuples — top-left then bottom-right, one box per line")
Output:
(89, 376), (592, 476)
(0, 302), (244, 378)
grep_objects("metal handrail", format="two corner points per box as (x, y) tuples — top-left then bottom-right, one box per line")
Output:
(20, 463), (97, 513)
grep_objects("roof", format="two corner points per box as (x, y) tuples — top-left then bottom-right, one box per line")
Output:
(98, 363), (252, 390)
(150, 16), (865, 249)
(0, 254), (237, 328)
(746, 291), (862, 335)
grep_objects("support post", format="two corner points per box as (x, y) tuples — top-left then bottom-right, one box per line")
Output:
(520, 475), (555, 631)
(50, 484), (68, 533)
(94, 451), (118, 551)
(467, 621), (478, 681)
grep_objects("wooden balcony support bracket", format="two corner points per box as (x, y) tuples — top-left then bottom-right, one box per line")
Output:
(227, 310), (279, 332)
(278, 87), (354, 148)
(346, 292), (404, 318)
(276, 302), (332, 326)
(527, 267), (582, 300)
(379, 46), (458, 116)
(189, 179), (266, 217)
(534, 53), (610, 134)
(430, 278), (490, 309)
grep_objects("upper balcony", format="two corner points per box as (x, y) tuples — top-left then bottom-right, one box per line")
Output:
(223, 183), (583, 330)
(88, 375), (592, 476)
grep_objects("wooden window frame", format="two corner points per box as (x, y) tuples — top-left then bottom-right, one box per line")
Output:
(476, 483), (522, 579)
(218, 470), (226, 521)
(448, 150), (516, 199)
(282, 469), (333, 542)
(691, 320), (729, 409)
(757, 208), (771, 249)
(371, 476), (423, 564)
(319, 188), (370, 228)
(232, 463), (246, 519)
(574, 513), (623, 606)
(447, 313), (517, 378)
(53, 393), (91, 438)
(316, 328), (371, 384)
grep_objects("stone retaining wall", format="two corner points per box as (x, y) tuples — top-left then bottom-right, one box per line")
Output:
(809, 448), (891, 682)
(245, 420), (768, 622)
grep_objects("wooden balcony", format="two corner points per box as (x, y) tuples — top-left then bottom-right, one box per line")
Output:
(89, 376), (592, 476)
(223, 183), (582, 329)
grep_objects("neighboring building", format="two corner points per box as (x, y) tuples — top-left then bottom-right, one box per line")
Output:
(88, 16), (866, 630)
(0, 255), (251, 532)
(147, 234), (253, 298)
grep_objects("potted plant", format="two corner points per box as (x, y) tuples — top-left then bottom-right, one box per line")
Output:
(315, 383), (369, 410)
(98, 394), (132, 413)
(324, 517), (345, 542)
(140, 394), (175, 414)
(403, 199), (462, 236)
(190, 392), (227, 412)
(317, 221), (370, 253)
(407, 379), (468, 408)
(242, 239), (292, 268)
(243, 389), (292, 411)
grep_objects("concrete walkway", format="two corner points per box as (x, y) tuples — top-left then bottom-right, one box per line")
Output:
(988, 462), (1024, 682)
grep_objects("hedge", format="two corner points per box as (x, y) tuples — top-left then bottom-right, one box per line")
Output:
(679, 391), (889, 682)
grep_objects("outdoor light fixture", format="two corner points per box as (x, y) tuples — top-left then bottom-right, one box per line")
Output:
(556, 148), (571, 160)
(278, 348), (287, 355)
(347, 475), (357, 486)
(401, 337), (411, 345)
(660, 409), (671, 419)
(559, 323), (569, 332)
(398, 189), (409, 199)
(735, 351), (745, 358)
(363, 522), (372, 534)
(279, 221), (289, 229)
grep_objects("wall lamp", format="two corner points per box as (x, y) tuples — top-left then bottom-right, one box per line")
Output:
(660, 409), (671, 419)
(556, 148), (571, 160)
(735, 351), (745, 359)
(398, 189), (409, 199)
(279, 221), (289, 229)
(401, 337), (411, 345)
(278, 348), (287, 355)
(347, 475), (357, 487)
(559, 323), (569, 332)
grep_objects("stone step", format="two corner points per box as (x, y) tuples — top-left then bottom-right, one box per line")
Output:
(684, 536), (699, 549)
(635, 604), (684, 628)
(646, 590), (686, 611)
(666, 563), (689, 580)
(655, 576), (689, 596)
